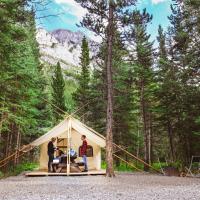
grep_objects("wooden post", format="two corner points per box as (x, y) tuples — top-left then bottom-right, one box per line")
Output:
(67, 118), (71, 175)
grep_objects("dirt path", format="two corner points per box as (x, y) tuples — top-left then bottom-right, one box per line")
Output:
(0, 173), (199, 200)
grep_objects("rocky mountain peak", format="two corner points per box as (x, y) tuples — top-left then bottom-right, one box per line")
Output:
(36, 28), (98, 70)
(51, 29), (85, 45)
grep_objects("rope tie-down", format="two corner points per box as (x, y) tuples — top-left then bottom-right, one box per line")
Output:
(0, 145), (33, 168)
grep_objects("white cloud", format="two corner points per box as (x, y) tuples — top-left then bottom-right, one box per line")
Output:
(54, 0), (102, 42)
(151, 0), (168, 4)
(54, 0), (86, 20)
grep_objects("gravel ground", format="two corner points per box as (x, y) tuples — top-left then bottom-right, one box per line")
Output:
(0, 173), (199, 200)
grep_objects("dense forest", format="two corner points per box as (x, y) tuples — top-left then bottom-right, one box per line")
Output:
(0, 0), (199, 176)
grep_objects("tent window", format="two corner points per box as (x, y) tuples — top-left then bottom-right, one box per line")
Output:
(79, 145), (93, 157)
(57, 138), (67, 148)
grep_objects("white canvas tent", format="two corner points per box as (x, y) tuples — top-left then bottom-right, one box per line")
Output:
(30, 116), (106, 174)
(0, 115), (161, 176)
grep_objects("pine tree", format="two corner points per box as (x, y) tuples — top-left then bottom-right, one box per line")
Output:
(84, 46), (107, 134)
(75, 0), (137, 177)
(156, 25), (177, 161)
(167, 0), (200, 163)
(51, 62), (66, 123)
(154, 0), (200, 164)
(157, 25), (167, 65)
(73, 36), (90, 121)
(86, 29), (137, 165)
(111, 30), (135, 151)
(184, 0), (200, 84)
(127, 9), (154, 170)
(0, 0), (50, 163)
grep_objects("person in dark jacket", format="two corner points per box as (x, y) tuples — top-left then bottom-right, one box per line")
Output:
(47, 137), (56, 172)
(80, 135), (88, 172)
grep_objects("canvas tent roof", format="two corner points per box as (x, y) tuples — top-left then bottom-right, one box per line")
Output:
(30, 117), (106, 147)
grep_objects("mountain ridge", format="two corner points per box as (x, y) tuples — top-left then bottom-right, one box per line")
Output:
(36, 28), (98, 70)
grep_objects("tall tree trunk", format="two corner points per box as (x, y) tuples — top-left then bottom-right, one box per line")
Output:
(136, 117), (141, 165)
(182, 133), (190, 165)
(148, 113), (152, 164)
(18, 129), (22, 163)
(5, 132), (10, 157)
(15, 127), (20, 165)
(8, 127), (13, 157)
(0, 102), (5, 144)
(167, 121), (175, 162)
(140, 78), (149, 171)
(106, 2), (114, 177)
(185, 135), (191, 164)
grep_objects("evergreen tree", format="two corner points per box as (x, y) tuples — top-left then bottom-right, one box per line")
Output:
(86, 21), (150, 168)
(73, 36), (90, 121)
(112, 31), (135, 154)
(84, 47), (107, 134)
(51, 62), (66, 123)
(127, 9), (154, 170)
(0, 0), (50, 162)
(75, 0), (137, 177)
(1, 0), (200, 173)
(156, 25), (177, 161)
(87, 29), (137, 158)
(184, 0), (200, 84)
(155, 0), (200, 164)
(168, 0), (200, 163)
(157, 25), (167, 65)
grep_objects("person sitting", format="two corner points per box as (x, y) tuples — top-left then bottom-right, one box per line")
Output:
(52, 148), (78, 173)
(70, 148), (77, 163)
(52, 149), (65, 172)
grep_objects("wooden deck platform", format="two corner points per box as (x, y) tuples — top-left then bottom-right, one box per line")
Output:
(26, 170), (106, 177)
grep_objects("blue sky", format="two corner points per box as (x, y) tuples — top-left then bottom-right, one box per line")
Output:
(36, 0), (172, 42)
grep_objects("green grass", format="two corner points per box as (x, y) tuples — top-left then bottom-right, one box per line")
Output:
(152, 161), (183, 171)
(101, 161), (106, 169)
(102, 161), (184, 172)
(101, 161), (137, 172)
(152, 162), (168, 170)
(115, 163), (134, 172)
(12, 162), (39, 175)
(0, 171), (4, 178)
(0, 162), (38, 179)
